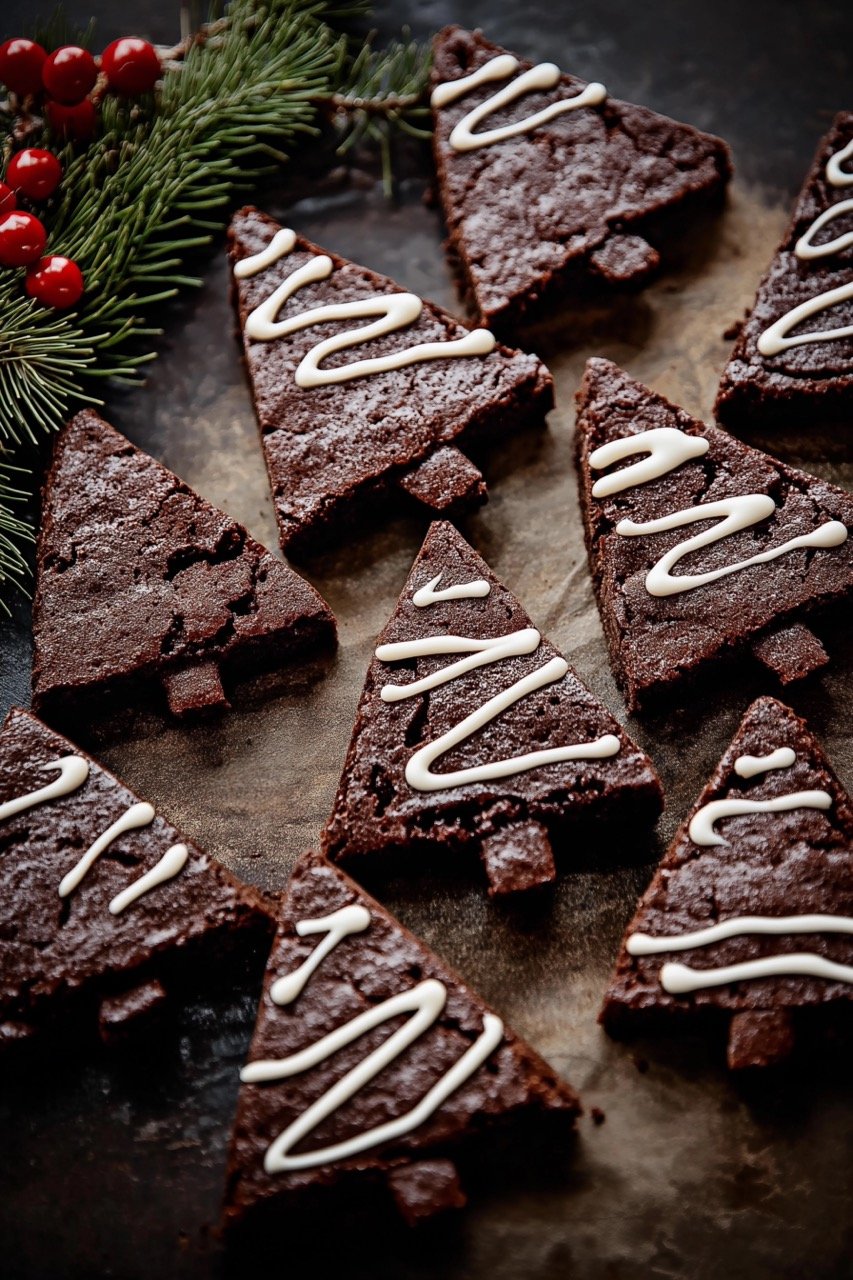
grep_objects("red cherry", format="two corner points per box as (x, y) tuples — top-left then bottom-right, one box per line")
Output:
(45, 97), (97, 142)
(25, 255), (85, 309)
(0, 183), (16, 215)
(42, 45), (97, 104)
(0, 211), (47, 267)
(6, 149), (63, 201)
(0, 38), (47, 97)
(101, 37), (160, 95)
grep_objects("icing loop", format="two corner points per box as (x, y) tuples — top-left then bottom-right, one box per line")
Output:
(108, 843), (189, 915)
(412, 572), (491, 607)
(589, 427), (710, 497)
(433, 54), (606, 153)
(241, 976), (504, 1172)
(615, 495), (848, 597)
(794, 197), (853, 260)
(826, 137), (853, 187)
(661, 954), (853, 994)
(734, 747), (796, 778)
(688, 788), (832, 846)
(757, 279), (853, 356)
(377, 621), (621, 791)
(241, 232), (497, 385)
(628, 913), (853, 956)
(0, 755), (89, 822)
(270, 906), (371, 1006)
(233, 228), (297, 278)
(58, 801), (155, 899)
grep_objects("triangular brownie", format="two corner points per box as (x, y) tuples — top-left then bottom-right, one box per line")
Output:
(430, 26), (732, 331)
(0, 708), (273, 1050)
(576, 358), (853, 710)
(224, 850), (579, 1231)
(601, 697), (853, 1069)
(716, 113), (853, 429)
(322, 520), (662, 895)
(32, 408), (336, 722)
(228, 206), (553, 555)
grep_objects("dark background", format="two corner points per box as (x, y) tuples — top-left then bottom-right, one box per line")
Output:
(1, 3), (852, 1279)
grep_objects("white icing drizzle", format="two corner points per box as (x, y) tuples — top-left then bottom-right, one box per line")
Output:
(269, 906), (371, 1006)
(660, 954), (853, 994)
(589, 427), (710, 498)
(240, 233), (496, 385)
(241, 977), (504, 1173)
(615, 494), (848, 597)
(0, 755), (89, 821)
(756, 279), (853, 356)
(826, 138), (853, 187)
(377, 625), (619, 791)
(734, 747), (796, 778)
(628, 913), (853, 956)
(233, 228), (297, 279)
(432, 54), (606, 153)
(794, 197), (853, 260)
(58, 801), (155, 899)
(412, 572), (491, 607)
(108, 843), (190, 916)
(688, 789), (832, 847)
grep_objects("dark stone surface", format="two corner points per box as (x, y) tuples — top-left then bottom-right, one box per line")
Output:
(1, 3), (852, 1279)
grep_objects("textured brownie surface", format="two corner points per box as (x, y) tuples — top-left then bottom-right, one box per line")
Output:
(322, 521), (662, 892)
(430, 26), (732, 331)
(576, 359), (853, 710)
(601, 698), (853, 1060)
(228, 207), (553, 554)
(716, 112), (853, 428)
(32, 409), (335, 721)
(0, 709), (273, 1045)
(224, 850), (579, 1228)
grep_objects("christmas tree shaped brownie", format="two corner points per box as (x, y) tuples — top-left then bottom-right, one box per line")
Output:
(228, 206), (553, 555)
(576, 359), (853, 711)
(322, 520), (662, 896)
(32, 408), (336, 723)
(224, 850), (580, 1231)
(716, 113), (853, 429)
(430, 26), (732, 332)
(601, 697), (853, 1069)
(0, 708), (273, 1050)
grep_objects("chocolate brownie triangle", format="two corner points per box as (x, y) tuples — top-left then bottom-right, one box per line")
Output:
(576, 359), (853, 710)
(601, 697), (853, 1069)
(430, 26), (732, 332)
(322, 520), (662, 896)
(228, 207), (553, 555)
(0, 708), (273, 1051)
(32, 408), (336, 723)
(716, 113), (853, 430)
(224, 850), (579, 1231)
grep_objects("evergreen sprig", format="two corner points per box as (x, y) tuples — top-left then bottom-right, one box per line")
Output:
(0, 0), (432, 611)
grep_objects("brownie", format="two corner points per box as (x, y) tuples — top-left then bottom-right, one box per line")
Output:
(228, 207), (553, 556)
(716, 113), (853, 430)
(601, 697), (853, 1069)
(575, 358), (853, 711)
(322, 520), (662, 896)
(32, 409), (336, 723)
(224, 850), (580, 1232)
(0, 708), (274, 1050)
(430, 26), (732, 332)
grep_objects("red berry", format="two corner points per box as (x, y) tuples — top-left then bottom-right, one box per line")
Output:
(101, 37), (160, 95)
(0, 183), (16, 215)
(42, 45), (97, 104)
(45, 97), (97, 142)
(25, 255), (85, 309)
(0, 38), (47, 97)
(6, 149), (63, 201)
(0, 211), (47, 267)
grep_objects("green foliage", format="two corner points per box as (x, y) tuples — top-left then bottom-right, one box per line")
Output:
(0, 0), (432, 610)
